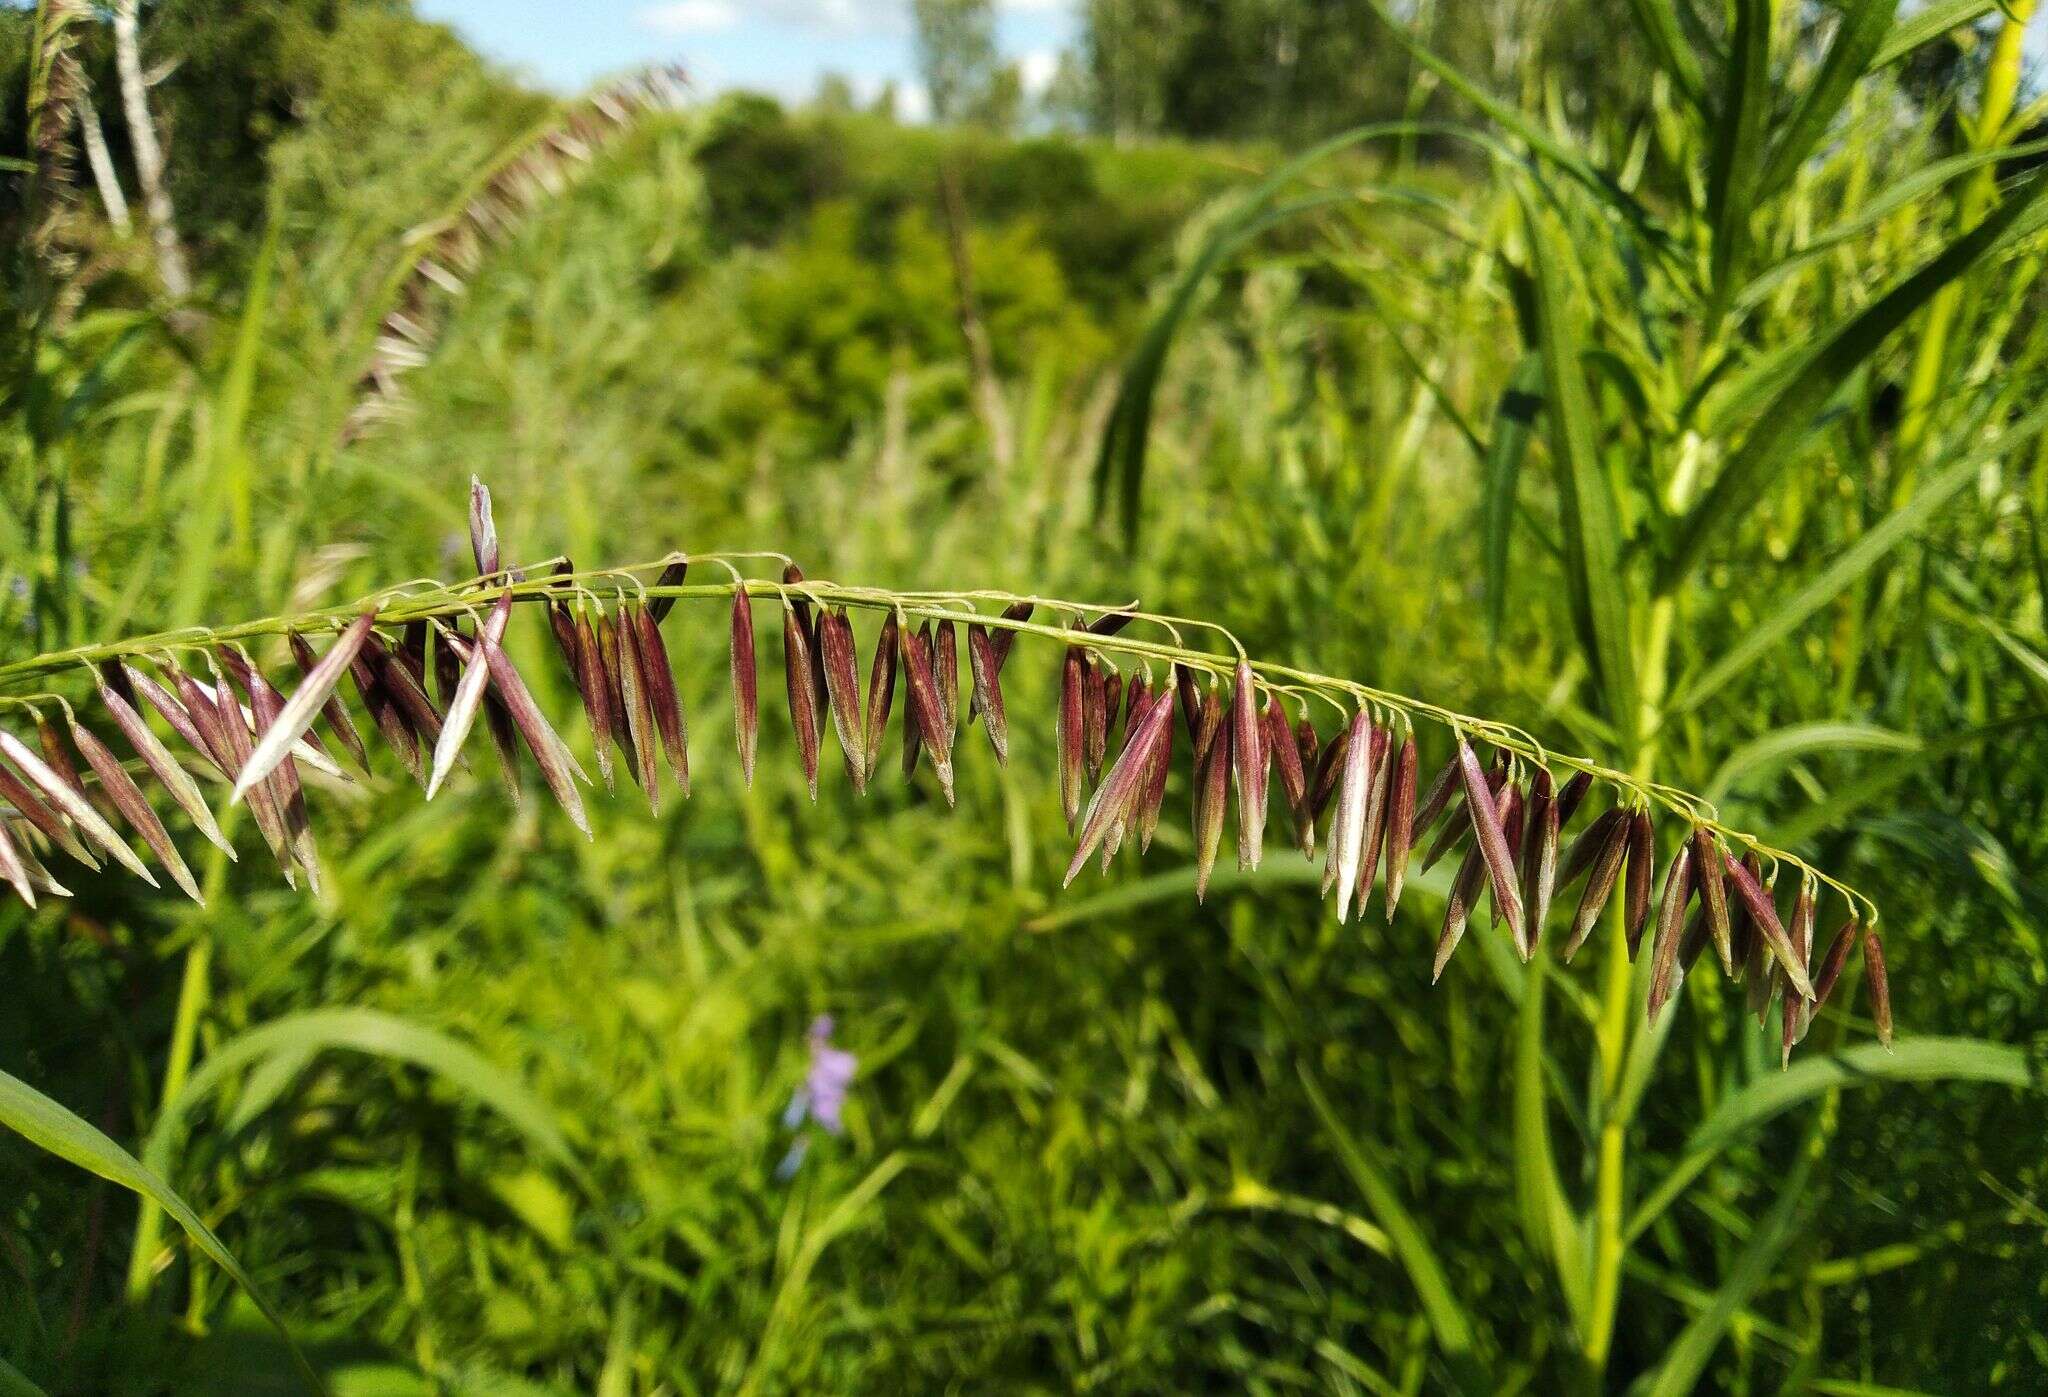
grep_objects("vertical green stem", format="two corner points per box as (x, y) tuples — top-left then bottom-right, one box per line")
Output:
(1583, 591), (1676, 1368)
(1895, 0), (2037, 473)
(124, 934), (212, 1301)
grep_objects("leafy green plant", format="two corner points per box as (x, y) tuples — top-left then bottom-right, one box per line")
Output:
(1093, 0), (2047, 1386)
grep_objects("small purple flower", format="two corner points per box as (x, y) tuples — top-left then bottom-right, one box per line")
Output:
(777, 1015), (857, 1179)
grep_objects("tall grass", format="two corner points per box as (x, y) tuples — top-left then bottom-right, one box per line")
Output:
(1, 4), (2044, 1393)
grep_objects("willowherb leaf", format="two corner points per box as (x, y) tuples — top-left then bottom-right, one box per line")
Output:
(1327, 709), (1373, 917)
(1623, 810), (1654, 959)
(0, 735), (107, 875)
(729, 592), (758, 787)
(863, 612), (898, 784)
(1457, 741), (1526, 950)
(1562, 809), (1629, 962)
(1353, 724), (1394, 920)
(1266, 698), (1310, 856)
(1693, 828), (1735, 975)
(1383, 733), (1418, 921)
(1862, 925), (1893, 1048)
(1192, 697), (1233, 902)
(632, 606), (690, 798)
(818, 607), (866, 793)
(781, 597), (822, 801)
(1231, 661), (1268, 872)
(1647, 843), (1695, 1025)
(1722, 853), (1814, 999)
(288, 632), (370, 773)
(0, 820), (37, 906)
(1057, 646), (1085, 831)
(1518, 768), (1557, 959)
(965, 623), (1008, 765)
(71, 720), (201, 903)
(902, 621), (955, 806)
(647, 555), (688, 624)
(1064, 681), (1175, 886)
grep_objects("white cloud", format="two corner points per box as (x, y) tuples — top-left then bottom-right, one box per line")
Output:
(635, 1), (741, 33)
(1017, 48), (1059, 96)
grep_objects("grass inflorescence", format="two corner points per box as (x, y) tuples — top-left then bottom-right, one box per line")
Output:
(0, 479), (1891, 1054)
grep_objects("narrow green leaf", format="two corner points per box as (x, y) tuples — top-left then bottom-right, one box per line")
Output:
(1519, 185), (1640, 749)
(1872, 0), (2001, 69)
(0, 1068), (317, 1389)
(1483, 356), (1544, 639)
(1673, 394), (2048, 714)
(1626, 1038), (2033, 1242)
(142, 1009), (584, 1193)
(1623, 0), (1708, 108)
(1706, 0), (1774, 297)
(1771, 711), (2047, 845)
(1704, 723), (1922, 804)
(1758, 0), (1900, 197)
(1737, 137), (2048, 312)
(0, 1358), (47, 1397)
(1299, 1063), (1491, 1395)
(1640, 1156), (1817, 1397)
(1664, 170), (2048, 589)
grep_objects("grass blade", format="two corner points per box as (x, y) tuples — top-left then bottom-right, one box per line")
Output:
(1518, 183), (1639, 746)
(0, 1067), (316, 1387)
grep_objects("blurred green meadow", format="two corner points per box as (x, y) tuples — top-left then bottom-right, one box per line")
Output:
(3, 1), (2048, 1392)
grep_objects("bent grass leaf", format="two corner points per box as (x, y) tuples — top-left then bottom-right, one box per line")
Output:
(1627, 1038), (2033, 1243)
(0, 1067), (315, 1384)
(1298, 1062), (1490, 1396)
(1665, 169), (2048, 589)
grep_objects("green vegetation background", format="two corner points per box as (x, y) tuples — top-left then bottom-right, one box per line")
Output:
(1, 1), (2045, 1392)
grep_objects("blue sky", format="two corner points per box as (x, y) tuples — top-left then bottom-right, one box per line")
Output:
(412, 0), (1081, 112)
